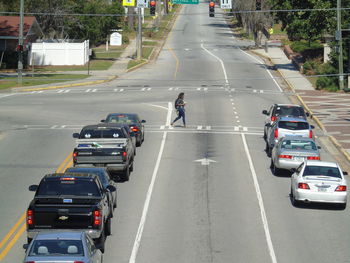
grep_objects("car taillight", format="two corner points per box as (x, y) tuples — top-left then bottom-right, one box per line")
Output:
(27, 209), (34, 226)
(74, 261), (84, 263)
(279, 155), (292, 159)
(131, 126), (139, 132)
(271, 116), (276, 122)
(122, 151), (127, 161)
(93, 210), (102, 226)
(307, 156), (320, 160)
(26, 262), (35, 263)
(298, 183), (310, 189)
(335, 185), (347, 192)
(73, 151), (78, 157)
(274, 129), (278, 138)
(309, 130), (313, 138)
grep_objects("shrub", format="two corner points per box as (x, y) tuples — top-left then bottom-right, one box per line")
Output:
(315, 62), (338, 91)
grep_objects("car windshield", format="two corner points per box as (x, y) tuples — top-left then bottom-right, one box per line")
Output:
(281, 140), (317, 151)
(65, 169), (109, 188)
(275, 106), (305, 118)
(80, 128), (124, 138)
(29, 239), (84, 256)
(278, 121), (309, 130)
(303, 166), (341, 178)
(37, 179), (101, 196)
(106, 114), (138, 124)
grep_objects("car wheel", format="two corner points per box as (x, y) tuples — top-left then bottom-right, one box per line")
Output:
(290, 188), (299, 207)
(273, 164), (281, 176)
(97, 230), (106, 253)
(265, 142), (271, 157)
(122, 165), (130, 181)
(105, 218), (112, 236)
(136, 139), (141, 147)
(263, 130), (267, 141)
(130, 159), (134, 172)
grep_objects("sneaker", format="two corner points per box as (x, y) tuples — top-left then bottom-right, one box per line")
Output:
(170, 122), (174, 126)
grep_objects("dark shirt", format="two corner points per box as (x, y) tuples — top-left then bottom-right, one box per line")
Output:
(175, 98), (185, 109)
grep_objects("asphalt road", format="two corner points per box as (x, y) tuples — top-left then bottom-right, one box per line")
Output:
(0, 2), (349, 263)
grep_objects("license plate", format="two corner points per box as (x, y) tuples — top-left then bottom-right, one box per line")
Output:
(293, 157), (304, 162)
(318, 187), (327, 192)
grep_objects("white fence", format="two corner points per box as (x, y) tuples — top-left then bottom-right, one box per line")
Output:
(29, 40), (89, 66)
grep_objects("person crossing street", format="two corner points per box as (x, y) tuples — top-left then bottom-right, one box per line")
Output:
(171, 92), (186, 127)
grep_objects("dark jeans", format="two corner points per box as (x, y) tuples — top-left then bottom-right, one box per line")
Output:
(172, 108), (186, 125)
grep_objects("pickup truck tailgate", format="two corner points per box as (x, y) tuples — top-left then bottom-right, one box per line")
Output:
(32, 197), (99, 229)
(75, 139), (126, 164)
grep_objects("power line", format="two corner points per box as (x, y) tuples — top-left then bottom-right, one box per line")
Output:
(0, 7), (350, 17)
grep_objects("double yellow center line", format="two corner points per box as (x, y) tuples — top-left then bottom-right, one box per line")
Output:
(0, 153), (73, 261)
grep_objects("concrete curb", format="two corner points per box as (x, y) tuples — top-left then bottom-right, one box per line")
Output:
(250, 48), (350, 164)
(126, 60), (148, 72)
(19, 76), (117, 92)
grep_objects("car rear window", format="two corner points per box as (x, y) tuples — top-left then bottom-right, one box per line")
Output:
(37, 179), (101, 196)
(275, 106), (305, 118)
(278, 121), (309, 130)
(281, 140), (317, 150)
(29, 239), (84, 256)
(80, 128), (125, 139)
(303, 166), (341, 178)
(106, 114), (138, 123)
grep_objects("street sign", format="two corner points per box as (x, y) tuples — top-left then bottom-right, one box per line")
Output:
(137, 0), (148, 8)
(220, 0), (231, 9)
(123, 0), (135, 7)
(172, 0), (199, 4)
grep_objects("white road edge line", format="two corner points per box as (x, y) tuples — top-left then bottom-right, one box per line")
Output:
(239, 49), (283, 93)
(241, 133), (277, 263)
(201, 43), (229, 85)
(129, 102), (171, 263)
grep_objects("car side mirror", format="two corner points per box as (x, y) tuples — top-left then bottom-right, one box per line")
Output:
(29, 185), (38, 191)
(306, 112), (310, 117)
(101, 119), (105, 123)
(291, 168), (296, 173)
(141, 120), (146, 123)
(343, 171), (348, 175)
(72, 133), (80, 138)
(310, 125), (315, 129)
(106, 185), (116, 192)
(23, 244), (29, 250)
(317, 146), (321, 149)
(262, 110), (268, 115)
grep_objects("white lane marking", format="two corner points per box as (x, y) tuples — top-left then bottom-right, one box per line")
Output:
(120, 88), (124, 92)
(57, 90), (64, 93)
(231, 102), (235, 105)
(234, 111), (238, 114)
(147, 104), (169, 111)
(260, 90), (264, 93)
(243, 127), (248, 131)
(204, 87), (208, 91)
(169, 87), (173, 90)
(206, 126), (211, 130)
(253, 89), (257, 93)
(0, 93), (17, 99)
(233, 107), (236, 110)
(234, 126), (239, 131)
(147, 88), (151, 91)
(61, 125), (66, 129)
(141, 88), (146, 91)
(92, 89), (97, 92)
(129, 105), (169, 263)
(236, 120), (240, 123)
(197, 125), (203, 130)
(201, 43), (229, 85)
(50, 125), (57, 129)
(113, 88), (118, 92)
(160, 125), (165, 130)
(241, 134), (277, 263)
(64, 89), (70, 93)
(240, 50), (283, 93)
(86, 89), (91, 92)
(166, 101), (172, 127)
(197, 87), (201, 91)
(235, 116), (239, 119)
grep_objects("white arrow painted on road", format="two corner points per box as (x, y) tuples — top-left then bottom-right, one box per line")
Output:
(194, 158), (217, 166)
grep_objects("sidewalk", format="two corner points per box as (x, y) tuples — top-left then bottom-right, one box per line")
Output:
(253, 47), (350, 162)
(11, 38), (137, 92)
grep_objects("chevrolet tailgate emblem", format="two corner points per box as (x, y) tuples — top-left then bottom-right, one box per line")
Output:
(59, 216), (69, 220)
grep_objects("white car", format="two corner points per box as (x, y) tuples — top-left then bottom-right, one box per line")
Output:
(290, 161), (347, 209)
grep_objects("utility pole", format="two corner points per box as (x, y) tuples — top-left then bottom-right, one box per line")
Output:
(337, 0), (344, 90)
(18, 0), (24, 85)
(137, 7), (142, 60)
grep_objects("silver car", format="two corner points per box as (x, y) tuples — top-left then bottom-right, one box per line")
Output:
(265, 116), (314, 157)
(290, 161), (347, 209)
(271, 137), (321, 175)
(23, 231), (103, 263)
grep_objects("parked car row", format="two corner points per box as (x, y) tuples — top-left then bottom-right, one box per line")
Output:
(23, 113), (146, 262)
(262, 104), (347, 209)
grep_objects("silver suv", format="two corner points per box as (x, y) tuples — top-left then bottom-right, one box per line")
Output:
(265, 116), (314, 157)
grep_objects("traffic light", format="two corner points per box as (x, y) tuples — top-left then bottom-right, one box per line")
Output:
(256, 0), (261, 10)
(150, 0), (156, 16)
(209, 1), (215, 17)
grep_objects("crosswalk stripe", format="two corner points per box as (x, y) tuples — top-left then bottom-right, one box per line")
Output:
(234, 126), (239, 131)
(160, 125), (165, 130)
(86, 89), (91, 92)
(197, 125), (202, 130)
(206, 126), (211, 130)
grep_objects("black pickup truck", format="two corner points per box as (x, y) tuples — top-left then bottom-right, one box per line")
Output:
(26, 173), (116, 252)
(73, 124), (136, 181)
